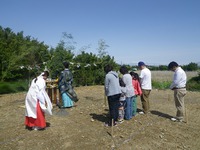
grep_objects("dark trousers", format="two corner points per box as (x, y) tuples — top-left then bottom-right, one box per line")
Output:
(108, 94), (120, 121)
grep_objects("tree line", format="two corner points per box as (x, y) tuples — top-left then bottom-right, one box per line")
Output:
(0, 26), (199, 86)
(149, 63), (199, 71)
(0, 26), (118, 86)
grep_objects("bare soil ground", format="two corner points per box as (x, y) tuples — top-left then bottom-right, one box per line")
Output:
(0, 85), (200, 150)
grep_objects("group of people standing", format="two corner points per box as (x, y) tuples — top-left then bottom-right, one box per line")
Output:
(24, 59), (187, 130)
(104, 61), (152, 126)
(104, 61), (187, 126)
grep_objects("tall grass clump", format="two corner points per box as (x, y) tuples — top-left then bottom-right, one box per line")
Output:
(186, 72), (200, 91)
(150, 71), (198, 90)
(152, 80), (171, 90)
(0, 81), (28, 94)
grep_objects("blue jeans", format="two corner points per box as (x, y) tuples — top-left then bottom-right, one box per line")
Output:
(107, 94), (120, 121)
(124, 96), (133, 120)
(132, 96), (137, 116)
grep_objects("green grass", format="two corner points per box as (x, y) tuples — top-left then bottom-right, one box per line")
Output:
(152, 80), (171, 90)
(152, 75), (200, 91)
(0, 72), (199, 94)
(187, 74), (200, 91)
(0, 81), (29, 94)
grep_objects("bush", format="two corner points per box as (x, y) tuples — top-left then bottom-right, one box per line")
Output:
(187, 73), (200, 91)
(152, 72), (200, 91)
(152, 80), (171, 90)
(0, 81), (28, 94)
(0, 83), (16, 94)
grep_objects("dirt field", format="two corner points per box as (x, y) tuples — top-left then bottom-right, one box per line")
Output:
(0, 85), (200, 150)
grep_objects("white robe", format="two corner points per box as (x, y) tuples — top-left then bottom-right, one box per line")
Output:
(25, 75), (52, 118)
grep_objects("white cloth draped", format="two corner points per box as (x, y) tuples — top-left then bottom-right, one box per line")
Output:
(25, 74), (52, 118)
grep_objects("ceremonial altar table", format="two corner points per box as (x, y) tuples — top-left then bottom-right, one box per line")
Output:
(46, 79), (60, 104)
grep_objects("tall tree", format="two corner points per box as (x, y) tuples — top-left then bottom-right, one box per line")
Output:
(48, 34), (75, 79)
(0, 26), (50, 81)
(97, 39), (109, 59)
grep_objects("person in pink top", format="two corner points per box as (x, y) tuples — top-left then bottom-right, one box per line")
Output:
(130, 71), (142, 116)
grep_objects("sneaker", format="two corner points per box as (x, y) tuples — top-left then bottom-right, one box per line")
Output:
(178, 119), (183, 122)
(32, 127), (38, 131)
(139, 111), (144, 115)
(133, 113), (138, 117)
(32, 126), (45, 131)
(117, 119), (124, 124)
(104, 121), (117, 127)
(171, 118), (177, 121)
(171, 118), (183, 122)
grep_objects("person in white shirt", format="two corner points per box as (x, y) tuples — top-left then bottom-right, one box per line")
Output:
(138, 61), (152, 114)
(120, 66), (135, 120)
(168, 61), (187, 122)
(118, 78), (127, 123)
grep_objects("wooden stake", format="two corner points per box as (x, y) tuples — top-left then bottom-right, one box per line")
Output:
(111, 119), (114, 137)
(111, 119), (116, 148)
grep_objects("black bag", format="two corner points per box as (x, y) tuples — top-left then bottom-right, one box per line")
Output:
(119, 77), (126, 87)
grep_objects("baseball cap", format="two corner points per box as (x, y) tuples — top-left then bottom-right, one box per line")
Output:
(138, 61), (145, 67)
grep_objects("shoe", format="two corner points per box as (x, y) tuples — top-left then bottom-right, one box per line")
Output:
(139, 111), (144, 115)
(32, 126), (45, 131)
(32, 127), (38, 131)
(117, 119), (124, 124)
(132, 113), (138, 117)
(178, 119), (183, 122)
(171, 118), (183, 122)
(58, 105), (67, 109)
(104, 121), (117, 127)
(171, 118), (177, 121)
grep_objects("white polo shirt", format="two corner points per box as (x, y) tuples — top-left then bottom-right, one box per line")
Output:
(139, 67), (152, 90)
(170, 67), (187, 89)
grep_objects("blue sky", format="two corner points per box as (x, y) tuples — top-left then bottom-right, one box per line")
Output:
(1, 0), (200, 65)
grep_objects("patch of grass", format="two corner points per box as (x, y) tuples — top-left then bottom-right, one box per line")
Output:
(0, 81), (28, 94)
(152, 80), (171, 90)
(187, 74), (200, 91)
(152, 74), (200, 91)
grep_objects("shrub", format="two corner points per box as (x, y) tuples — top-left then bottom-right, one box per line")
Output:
(0, 83), (16, 94)
(152, 80), (171, 90)
(187, 73), (200, 91)
(0, 81), (28, 94)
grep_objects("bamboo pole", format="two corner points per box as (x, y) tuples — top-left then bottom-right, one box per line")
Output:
(111, 119), (114, 137)
(110, 119), (116, 149)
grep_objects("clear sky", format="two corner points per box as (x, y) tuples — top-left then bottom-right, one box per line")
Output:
(1, 0), (200, 65)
